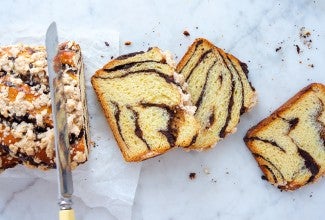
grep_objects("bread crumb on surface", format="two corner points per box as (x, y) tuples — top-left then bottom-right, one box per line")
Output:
(204, 168), (210, 174)
(183, 30), (190, 36)
(124, 41), (132, 46)
(189, 172), (196, 180)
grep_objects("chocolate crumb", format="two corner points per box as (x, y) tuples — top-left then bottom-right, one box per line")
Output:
(124, 41), (132, 46)
(226, 171), (229, 175)
(261, 175), (267, 181)
(111, 56), (114, 59)
(299, 61), (302, 64)
(308, 64), (314, 68)
(275, 47), (282, 52)
(310, 194), (313, 198)
(189, 172), (196, 180)
(100, 55), (104, 58)
(183, 30), (190, 36)
(195, 27), (198, 29)
(281, 59), (284, 61)
(294, 44), (301, 54)
(104, 42), (110, 47)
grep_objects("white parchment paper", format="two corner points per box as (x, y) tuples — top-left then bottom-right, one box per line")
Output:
(0, 26), (141, 220)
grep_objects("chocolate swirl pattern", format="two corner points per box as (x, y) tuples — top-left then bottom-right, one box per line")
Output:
(91, 47), (199, 162)
(0, 42), (90, 171)
(244, 83), (325, 190)
(176, 38), (256, 150)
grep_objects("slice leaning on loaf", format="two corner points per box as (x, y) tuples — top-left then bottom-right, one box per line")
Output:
(244, 83), (325, 190)
(91, 47), (199, 162)
(0, 41), (90, 171)
(176, 38), (257, 150)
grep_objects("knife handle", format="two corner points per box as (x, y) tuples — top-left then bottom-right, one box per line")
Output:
(59, 209), (75, 220)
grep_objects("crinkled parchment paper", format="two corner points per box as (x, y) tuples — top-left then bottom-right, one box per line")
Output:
(0, 26), (141, 220)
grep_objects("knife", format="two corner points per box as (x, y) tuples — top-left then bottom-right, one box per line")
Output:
(46, 22), (75, 220)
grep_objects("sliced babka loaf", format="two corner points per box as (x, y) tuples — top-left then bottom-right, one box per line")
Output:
(91, 47), (199, 162)
(244, 83), (325, 190)
(176, 38), (256, 150)
(0, 42), (90, 171)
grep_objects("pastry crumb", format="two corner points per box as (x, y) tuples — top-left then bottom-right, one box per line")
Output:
(124, 41), (132, 46)
(183, 30), (190, 37)
(104, 42), (110, 47)
(189, 172), (196, 180)
(294, 44), (301, 54)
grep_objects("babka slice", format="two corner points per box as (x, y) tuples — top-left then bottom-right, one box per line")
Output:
(91, 47), (199, 162)
(176, 38), (256, 150)
(244, 83), (325, 190)
(0, 42), (90, 171)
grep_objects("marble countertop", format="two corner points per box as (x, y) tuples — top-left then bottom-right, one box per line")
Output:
(1, 0), (325, 219)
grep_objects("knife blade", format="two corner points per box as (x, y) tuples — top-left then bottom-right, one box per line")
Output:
(45, 22), (75, 220)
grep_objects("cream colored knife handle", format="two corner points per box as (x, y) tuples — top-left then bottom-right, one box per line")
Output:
(59, 209), (75, 220)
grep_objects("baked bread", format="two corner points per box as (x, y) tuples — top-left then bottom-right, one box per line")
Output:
(91, 47), (199, 162)
(176, 38), (256, 150)
(0, 41), (90, 171)
(244, 83), (325, 190)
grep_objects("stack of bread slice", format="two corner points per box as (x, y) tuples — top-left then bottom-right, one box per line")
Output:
(92, 38), (256, 161)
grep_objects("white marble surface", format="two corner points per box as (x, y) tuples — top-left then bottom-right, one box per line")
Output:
(1, 0), (325, 219)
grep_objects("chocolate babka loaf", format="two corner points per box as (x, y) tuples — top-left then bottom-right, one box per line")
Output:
(91, 47), (199, 162)
(176, 38), (256, 150)
(0, 42), (90, 171)
(244, 83), (325, 190)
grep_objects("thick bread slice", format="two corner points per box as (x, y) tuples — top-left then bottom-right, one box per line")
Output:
(244, 83), (325, 190)
(0, 42), (90, 171)
(91, 47), (199, 162)
(176, 38), (256, 150)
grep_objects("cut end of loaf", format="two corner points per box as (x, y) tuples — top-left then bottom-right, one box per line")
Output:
(0, 41), (90, 171)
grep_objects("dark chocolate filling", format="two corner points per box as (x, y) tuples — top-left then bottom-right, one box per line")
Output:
(195, 59), (217, 108)
(178, 39), (204, 73)
(127, 106), (151, 150)
(252, 153), (285, 182)
(115, 51), (145, 60)
(103, 60), (164, 73)
(97, 69), (177, 86)
(140, 102), (176, 147)
(218, 50), (236, 139)
(245, 136), (286, 152)
(185, 49), (213, 81)
(0, 113), (36, 125)
(261, 164), (278, 183)
(1, 144), (55, 169)
(69, 128), (84, 145)
(111, 101), (127, 147)
(227, 55), (246, 115)
(183, 134), (198, 148)
(297, 147), (320, 182)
